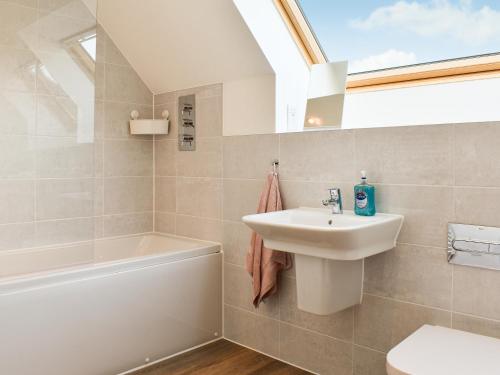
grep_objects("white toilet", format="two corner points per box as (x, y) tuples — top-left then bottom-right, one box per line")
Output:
(386, 325), (500, 374)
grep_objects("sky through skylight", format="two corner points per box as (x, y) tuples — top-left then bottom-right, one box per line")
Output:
(297, 0), (500, 73)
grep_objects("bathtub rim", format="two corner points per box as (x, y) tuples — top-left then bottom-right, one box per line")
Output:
(0, 232), (221, 295)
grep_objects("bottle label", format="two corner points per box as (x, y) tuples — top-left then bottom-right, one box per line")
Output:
(356, 191), (368, 209)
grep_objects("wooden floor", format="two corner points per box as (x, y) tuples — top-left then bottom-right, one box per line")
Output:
(131, 339), (311, 375)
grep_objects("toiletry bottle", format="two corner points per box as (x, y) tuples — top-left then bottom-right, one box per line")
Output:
(354, 170), (375, 216)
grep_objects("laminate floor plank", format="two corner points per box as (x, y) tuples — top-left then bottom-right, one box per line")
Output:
(131, 340), (311, 375)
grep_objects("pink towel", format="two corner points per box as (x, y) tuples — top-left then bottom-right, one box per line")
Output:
(246, 173), (292, 307)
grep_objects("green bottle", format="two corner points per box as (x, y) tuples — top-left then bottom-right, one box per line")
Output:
(354, 170), (376, 216)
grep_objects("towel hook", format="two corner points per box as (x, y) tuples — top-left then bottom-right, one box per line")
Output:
(272, 159), (279, 176)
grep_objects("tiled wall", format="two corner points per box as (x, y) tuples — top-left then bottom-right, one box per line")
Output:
(151, 84), (500, 374)
(221, 123), (500, 374)
(0, 0), (153, 252)
(153, 84), (223, 241)
(95, 26), (154, 238)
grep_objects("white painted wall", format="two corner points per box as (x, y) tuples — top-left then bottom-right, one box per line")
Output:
(343, 77), (500, 128)
(233, 0), (310, 133)
(223, 74), (276, 136)
(96, 0), (273, 94)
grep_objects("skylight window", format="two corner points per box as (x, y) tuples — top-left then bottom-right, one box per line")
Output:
(79, 34), (97, 61)
(296, 0), (500, 74)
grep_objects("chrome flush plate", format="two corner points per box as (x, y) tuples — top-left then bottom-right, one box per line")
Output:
(448, 223), (500, 270)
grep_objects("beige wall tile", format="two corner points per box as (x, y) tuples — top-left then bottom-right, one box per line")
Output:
(154, 92), (176, 105)
(0, 180), (34, 224)
(154, 102), (177, 140)
(103, 176), (153, 214)
(364, 244), (452, 309)
(94, 62), (105, 100)
(35, 217), (94, 246)
(94, 100), (104, 140)
(354, 294), (451, 352)
(36, 178), (94, 220)
(6, 0), (37, 7)
(0, 2), (37, 49)
(175, 214), (222, 242)
(103, 139), (153, 177)
(280, 180), (355, 211)
(279, 322), (353, 375)
(102, 212), (153, 237)
(0, 136), (35, 178)
(176, 177), (222, 219)
(36, 95), (77, 137)
(223, 134), (279, 179)
(35, 52), (73, 97)
(176, 137), (222, 178)
(37, 12), (95, 54)
(155, 176), (176, 213)
(455, 123), (500, 187)
(0, 222), (35, 251)
(95, 25), (106, 64)
(355, 125), (453, 185)
(36, 136), (93, 178)
(223, 179), (263, 222)
(194, 95), (222, 137)
(93, 178), (103, 216)
(453, 265), (500, 321)
(223, 220), (252, 266)
(0, 11), (154, 245)
(94, 216), (103, 238)
(0, 91), (35, 135)
(353, 345), (387, 375)
(104, 101), (153, 139)
(377, 184), (454, 248)
(155, 211), (175, 234)
(155, 139), (176, 176)
(195, 83), (222, 98)
(279, 276), (354, 341)
(94, 138), (103, 177)
(452, 313), (500, 340)
(224, 305), (279, 357)
(105, 64), (152, 105)
(0, 48), (37, 92)
(104, 34), (129, 66)
(224, 263), (279, 319)
(455, 187), (500, 228)
(279, 129), (355, 182)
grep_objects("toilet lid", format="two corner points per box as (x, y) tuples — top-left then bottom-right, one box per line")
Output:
(387, 325), (500, 375)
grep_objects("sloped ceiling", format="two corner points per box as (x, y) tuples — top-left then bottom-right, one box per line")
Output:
(96, 0), (274, 94)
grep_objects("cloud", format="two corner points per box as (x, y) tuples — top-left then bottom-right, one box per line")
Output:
(349, 49), (417, 73)
(350, 0), (500, 45)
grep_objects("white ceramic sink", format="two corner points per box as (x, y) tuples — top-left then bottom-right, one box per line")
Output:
(242, 207), (404, 261)
(242, 207), (404, 315)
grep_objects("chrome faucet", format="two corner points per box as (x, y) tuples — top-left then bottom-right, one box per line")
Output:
(322, 188), (343, 214)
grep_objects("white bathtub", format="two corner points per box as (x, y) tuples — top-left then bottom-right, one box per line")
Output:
(0, 233), (222, 375)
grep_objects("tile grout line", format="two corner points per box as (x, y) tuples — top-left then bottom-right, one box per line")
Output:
(224, 303), (355, 346)
(351, 130), (357, 374)
(152, 92), (156, 232)
(450, 124), (456, 327)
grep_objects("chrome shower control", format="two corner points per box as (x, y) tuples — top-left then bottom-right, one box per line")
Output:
(178, 94), (195, 151)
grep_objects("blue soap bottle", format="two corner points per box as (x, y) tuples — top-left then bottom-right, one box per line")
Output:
(354, 170), (376, 216)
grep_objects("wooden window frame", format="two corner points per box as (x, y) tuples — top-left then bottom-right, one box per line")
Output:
(274, 0), (500, 92)
(63, 28), (97, 80)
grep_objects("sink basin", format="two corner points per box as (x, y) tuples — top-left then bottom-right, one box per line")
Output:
(242, 207), (404, 260)
(242, 207), (404, 315)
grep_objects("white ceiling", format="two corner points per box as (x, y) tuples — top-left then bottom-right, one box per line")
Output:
(95, 0), (274, 94)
